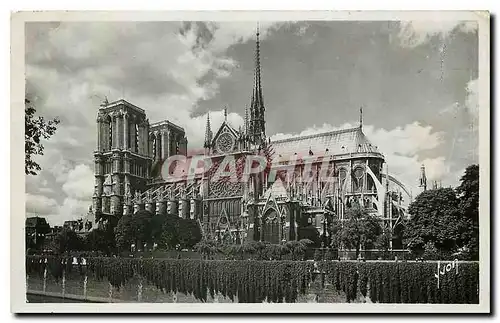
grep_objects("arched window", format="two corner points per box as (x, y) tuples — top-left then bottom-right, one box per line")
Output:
(262, 209), (280, 244)
(107, 116), (113, 150)
(151, 134), (156, 158)
(135, 124), (139, 153)
(338, 168), (347, 189)
(152, 137), (156, 157)
(125, 120), (131, 150)
(353, 166), (364, 192)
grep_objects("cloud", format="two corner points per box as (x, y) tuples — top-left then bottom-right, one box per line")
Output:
(465, 78), (479, 117)
(25, 21), (281, 225)
(438, 78), (478, 121)
(26, 196), (93, 227)
(62, 164), (94, 200)
(438, 78), (479, 165)
(364, 123), (447, 194)
(397, 20), (478, 47)
(26, 194), (59, 216)
(26, 163), (94, 225)
(365, 122), (443, 157)
(205, 22), (284, 53)
(56, 198), (92, 224)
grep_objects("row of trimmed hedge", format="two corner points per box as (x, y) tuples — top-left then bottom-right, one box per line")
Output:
(25, 256), (479, 304)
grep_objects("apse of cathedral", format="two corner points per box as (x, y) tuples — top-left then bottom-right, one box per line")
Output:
(90, 29), (412, 247)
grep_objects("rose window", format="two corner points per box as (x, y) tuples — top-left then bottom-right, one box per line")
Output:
(216, 132), (234, 153)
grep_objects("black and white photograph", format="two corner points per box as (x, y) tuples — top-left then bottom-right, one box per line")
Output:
(11, 10), (490, 313)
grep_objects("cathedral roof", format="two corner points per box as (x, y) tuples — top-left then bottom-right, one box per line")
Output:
(270, 126), (381, 161)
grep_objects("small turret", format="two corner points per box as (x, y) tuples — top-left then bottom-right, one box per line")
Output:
(244, 104), (249, 137)
(100, 96), (109, 108)
(419, 164), (427, 192)
(359, 106), (363, 129)
(204, 112), (213, 150)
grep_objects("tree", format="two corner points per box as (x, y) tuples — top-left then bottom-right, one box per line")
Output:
(456, 165), (479, 223)
(422, 241), (441, 260)
(175, 219), (202, 249)
(285, 239), (313, 260)
(224, 244), (245, 260)
(403, 187), (467, 258)
(85, 228), (116, 255)
(263, 243), (290, 260)
(114, 210), (153, 251)
(157, 213), (181, 250)
(223, 241), (261, 260)
(313, 249), (324, 261)
(253, 241), (270, 260)
(375, 225), (392, 259)
(324, 248), (337, 261)
(194, 239), (221, 259)
(153, 214), (203, 250)
(149, 213), (167, 243)
(297, 225), (321, 247)
(25, 98), (60, 175)
(50, 228), (84, 254)
(114, 215), (134, 251)
(330, 206), (381, 258)
(131, 210), (153, 249)
(456, 165), (479, 260)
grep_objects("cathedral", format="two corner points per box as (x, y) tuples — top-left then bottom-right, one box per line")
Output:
(90, 29), (413, 249)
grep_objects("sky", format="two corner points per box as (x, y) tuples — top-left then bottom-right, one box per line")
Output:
(25, 20), (479, 225)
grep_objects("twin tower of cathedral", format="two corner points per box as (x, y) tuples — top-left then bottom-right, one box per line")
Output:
(92, 98), (188, 221)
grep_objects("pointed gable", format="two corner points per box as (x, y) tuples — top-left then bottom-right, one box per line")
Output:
(264, 178), (289, 199)
(217, 207), (231, 230)
(262, 193), (281, 220)
(211, 120), (241, 154)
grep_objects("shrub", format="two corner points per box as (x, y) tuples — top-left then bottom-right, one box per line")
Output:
(50, 228), (84, 254)
(25, 256), (480, 304)
(313, 249), (323, 261)
(84, 228), (115, 255)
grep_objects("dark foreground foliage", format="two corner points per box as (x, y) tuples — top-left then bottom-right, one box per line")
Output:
(26, 256), (479, 304)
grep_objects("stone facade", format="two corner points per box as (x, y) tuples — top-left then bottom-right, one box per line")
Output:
(89, 30), (412, 249)
(92, 99), (187, 224)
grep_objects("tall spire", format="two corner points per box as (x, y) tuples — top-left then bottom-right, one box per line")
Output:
(204, 112), (212, 149)
(249, 23), (266, 145)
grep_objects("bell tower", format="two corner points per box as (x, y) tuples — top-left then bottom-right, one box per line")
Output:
(93, 99), (153, 223)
